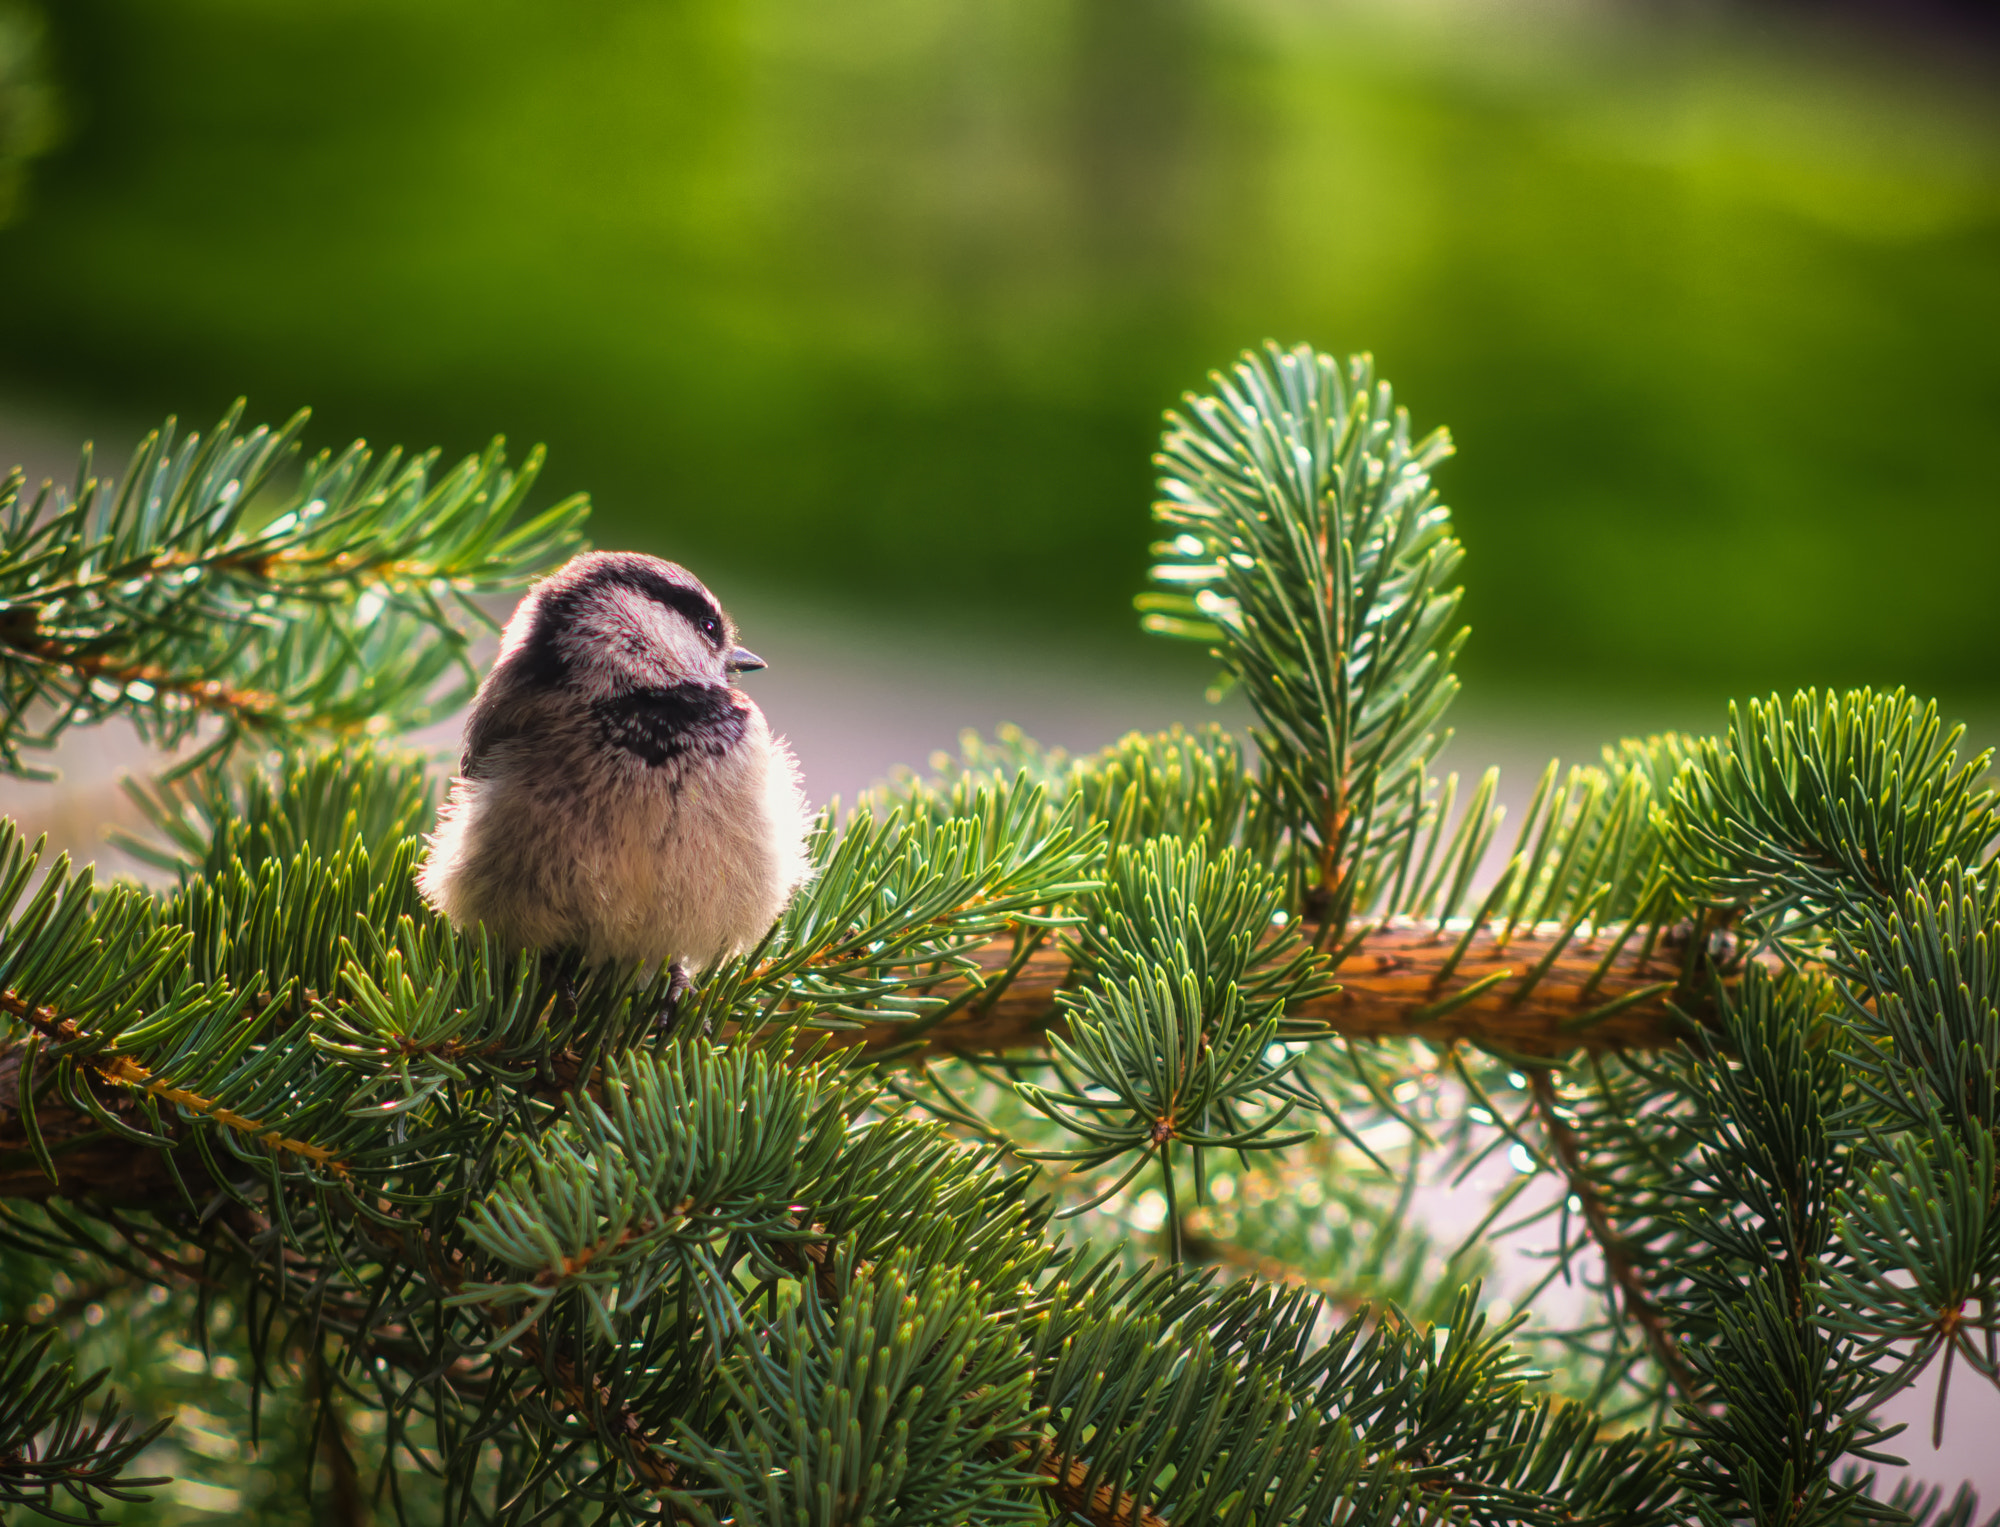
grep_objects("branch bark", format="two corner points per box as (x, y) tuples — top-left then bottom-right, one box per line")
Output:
(835, 916), (1698, 1063)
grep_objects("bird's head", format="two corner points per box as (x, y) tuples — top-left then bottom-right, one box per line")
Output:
(499, 551), (766, 698)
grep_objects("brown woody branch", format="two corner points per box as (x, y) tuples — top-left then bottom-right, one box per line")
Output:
(0, 1043), (198, 1202)
(832, 915), (1698, 1064)
(0, 919), (1702, 1204)
(1015, 1442), (1168, 1527)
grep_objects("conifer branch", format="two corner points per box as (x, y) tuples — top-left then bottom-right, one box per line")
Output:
(0, 916), (1715, 1206)
(835, 917), (1705, 1062)
(0, 988), (347, 1176)
(1144, 344), (1464, 942)
(0, 1325), (170, 1521)
(0, 637), (281, 727)
(0, 402), (588, 775)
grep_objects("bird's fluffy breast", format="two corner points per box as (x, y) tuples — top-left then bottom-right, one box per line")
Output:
(418, 694), (812, 970)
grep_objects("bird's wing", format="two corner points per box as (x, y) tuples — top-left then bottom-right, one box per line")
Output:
(460, 695), (533, 779)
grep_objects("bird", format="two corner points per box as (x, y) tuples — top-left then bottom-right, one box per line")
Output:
(417, 551), (813, 995)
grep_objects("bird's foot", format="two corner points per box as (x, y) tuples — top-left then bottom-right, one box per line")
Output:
(655, 960), (694, 1037)
(532, 949), (586, 1096)
(540, 947), (584, 1025)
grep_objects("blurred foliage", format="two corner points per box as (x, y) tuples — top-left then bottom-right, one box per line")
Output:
(0, 0), (56, 223)
(0, 0), (1995, 697)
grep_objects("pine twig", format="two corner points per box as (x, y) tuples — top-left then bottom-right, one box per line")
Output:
(1529, 1069), (1697, 1401)
(0, 989), (346, 1176)
(0, 919), (1723, 1205)
(513, 1329), (684, 1495)
(3, 635), (280, 727)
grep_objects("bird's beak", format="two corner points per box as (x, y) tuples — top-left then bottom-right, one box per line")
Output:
(728, 647), (767, 674)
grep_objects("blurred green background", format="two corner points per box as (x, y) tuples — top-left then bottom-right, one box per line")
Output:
(0, 0), (1995, 705)
(6, 10), (2000, 1510)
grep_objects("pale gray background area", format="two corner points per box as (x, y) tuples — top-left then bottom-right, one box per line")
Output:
(6, 408), (1998, 1500)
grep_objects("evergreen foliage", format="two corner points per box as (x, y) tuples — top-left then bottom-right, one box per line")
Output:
(0, 343), (1993, 1525)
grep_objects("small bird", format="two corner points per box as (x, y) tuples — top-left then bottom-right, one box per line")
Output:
(418, 551), (813, 987)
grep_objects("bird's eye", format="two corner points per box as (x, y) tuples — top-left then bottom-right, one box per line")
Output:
(701, 618), (718, 635)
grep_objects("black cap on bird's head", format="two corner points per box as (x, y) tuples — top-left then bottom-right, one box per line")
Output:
(500, 551), (768, 693)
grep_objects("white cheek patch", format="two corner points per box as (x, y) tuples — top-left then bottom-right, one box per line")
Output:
(648, 604), (714, 678)
(559, 587), (714, 690)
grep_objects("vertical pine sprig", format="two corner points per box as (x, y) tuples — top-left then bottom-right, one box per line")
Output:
(1144, 342), (1463, 945)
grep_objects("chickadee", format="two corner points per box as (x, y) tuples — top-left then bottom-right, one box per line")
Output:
(418, 552), (813, 984)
